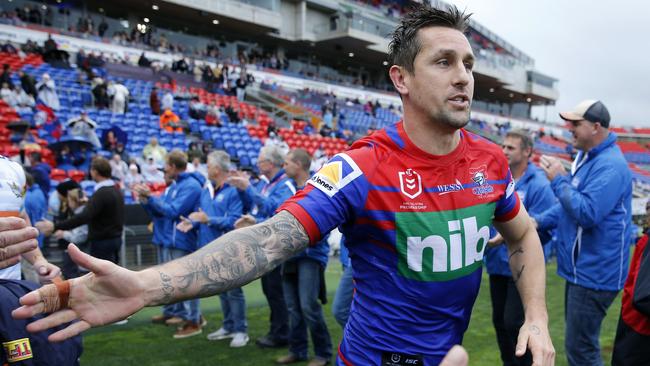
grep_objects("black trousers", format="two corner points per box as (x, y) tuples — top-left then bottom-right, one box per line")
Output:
(261, 265), (289, 341)
(612, 316), (650, 365)
(90, 237), (122, 264)
(489, 275), (532, 366)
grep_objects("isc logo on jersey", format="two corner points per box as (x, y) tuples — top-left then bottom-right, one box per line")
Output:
(308, 154), (362, 197)
(396, 203), (495, 281)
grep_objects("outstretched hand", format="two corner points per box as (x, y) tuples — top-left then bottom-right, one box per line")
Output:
(12, 244), (147, 342)
(516, 320), (555, 366)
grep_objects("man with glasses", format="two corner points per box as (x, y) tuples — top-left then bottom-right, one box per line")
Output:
(535, 100), (633, 366)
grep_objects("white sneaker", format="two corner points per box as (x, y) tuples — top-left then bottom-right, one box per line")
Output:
(207, 327), (233, 341)
(229, 332), (249, 348)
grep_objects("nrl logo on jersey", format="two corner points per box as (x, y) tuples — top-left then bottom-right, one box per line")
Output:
(469, 165), (493, 196)
(399, 168), (422, 199)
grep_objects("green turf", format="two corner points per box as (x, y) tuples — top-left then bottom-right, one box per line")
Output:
(80, 260), (621, 365)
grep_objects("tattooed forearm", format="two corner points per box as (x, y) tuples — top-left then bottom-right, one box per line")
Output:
(149, 211), (308, 305)
(159, 271), (174, 303)
(513, 265), (525, 284)
(508, 247), (524, 261)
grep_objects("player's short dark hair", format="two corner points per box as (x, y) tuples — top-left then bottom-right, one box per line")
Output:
(389, 3), (471, 74)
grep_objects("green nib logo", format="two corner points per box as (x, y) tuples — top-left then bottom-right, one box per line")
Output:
(396, 203), (494, 282)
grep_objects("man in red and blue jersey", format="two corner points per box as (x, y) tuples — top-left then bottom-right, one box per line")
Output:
(14, 5), (555, 366)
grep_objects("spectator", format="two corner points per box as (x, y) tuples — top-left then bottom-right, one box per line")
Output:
(36, 157), (125, 264)
(185, 156), (207, 179)
(98, 18), (108, 37)
(134, 150), (205, 338)
(43, 34), (57, 53)
(176, 151), (246, 346)
(18, 70), (37, 97)
(141, 156), (164, 184)
(16, 88), (35, 111)
(160, 109), (182, 133)
(276, 149), (332, 366)
(138, 52), (151, 67)
(205, 102), (221, 127)
(91, 77), (109, 109)
(331, 236), (352, 328)
(161, 90), (174, 111)
(0, 64), (13, 89)
(109, 154), (128, 183)
(235, 74), (247, 101)
(65, 111), (101, 148)
(227, 145), (296, 348)
(0, 83), (17, 107)
(143, 137), (168, 166)
(484, 129), (556, 366)
(612, 199), (650, 365)
(28, 152), (51, 200)
(107, 80), (129, 114)
(188, 96), (206, 120)
(535, 100), (632, 366)
(150, 86), (160, 115)
(36, 73), (60, 111)
(23, 172), (47, 250)
(124, 163), (144, 188)
(52, 188), (88, 253)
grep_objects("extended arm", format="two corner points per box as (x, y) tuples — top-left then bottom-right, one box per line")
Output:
(494, 204), (555, 365)
(13, 211), (308, 341)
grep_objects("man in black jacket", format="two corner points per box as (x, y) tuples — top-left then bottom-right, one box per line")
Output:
(36, 157), (124, 264)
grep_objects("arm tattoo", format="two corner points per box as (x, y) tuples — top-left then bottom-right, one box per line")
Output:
(508, 247), (524, 261)
(159, 271), (174, 303)
(529, 325), (541, 335)
(513, 265), (525, 284)
(151, 211), (309, 304)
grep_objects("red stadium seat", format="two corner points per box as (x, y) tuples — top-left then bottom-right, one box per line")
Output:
(68, 170), (86, 183)
(50, 169), (68, 181)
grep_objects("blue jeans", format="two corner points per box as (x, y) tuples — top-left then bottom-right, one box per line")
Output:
(564, 281), (618, 366)
(282, 259), (332, 360)
(332, 265), (354, 328)
(159, 247), (194, 321)
(220, 287), (247, 333)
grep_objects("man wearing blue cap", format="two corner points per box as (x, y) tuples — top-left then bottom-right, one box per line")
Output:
(535, 100), (633, 366)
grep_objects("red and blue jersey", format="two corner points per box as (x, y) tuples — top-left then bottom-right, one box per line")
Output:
(280, 122), (520, 365)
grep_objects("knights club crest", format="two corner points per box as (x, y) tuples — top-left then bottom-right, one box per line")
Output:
(399, 168), (422, 199)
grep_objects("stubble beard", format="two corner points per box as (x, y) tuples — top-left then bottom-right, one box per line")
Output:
(433, 107), (471, 130)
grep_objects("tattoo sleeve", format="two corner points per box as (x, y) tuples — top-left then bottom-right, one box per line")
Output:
(149, 210), (309, 305)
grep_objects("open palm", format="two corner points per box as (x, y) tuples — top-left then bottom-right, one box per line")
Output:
(13, 244), (147, 342)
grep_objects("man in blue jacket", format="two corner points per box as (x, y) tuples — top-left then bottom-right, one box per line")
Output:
(228, 144), (296, 348)
(24, 172), (47, 250)
(275, 149), (331, 366)
(176, 151), (247, 347)
(535, 100), (632, 366)
(135, 150), (205, 339)
(485, 130), (556, 366)
(142, 174), (175, 327)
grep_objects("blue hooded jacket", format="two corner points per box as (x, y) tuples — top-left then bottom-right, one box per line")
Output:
(143, 185), (173, 248)
(484, 163), (556, 276)
(24, 184), (47, 248)
(194, 182), (242, 248)
(535, 132), (632, 291)
(240, 169), (295, 222)
(144, 172), (205, 252)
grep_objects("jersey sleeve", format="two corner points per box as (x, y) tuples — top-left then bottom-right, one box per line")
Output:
(278, 152), (369, 245)
(494, 167), (521, 222)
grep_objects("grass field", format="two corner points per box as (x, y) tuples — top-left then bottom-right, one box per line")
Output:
(80, 259), (621, 365)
